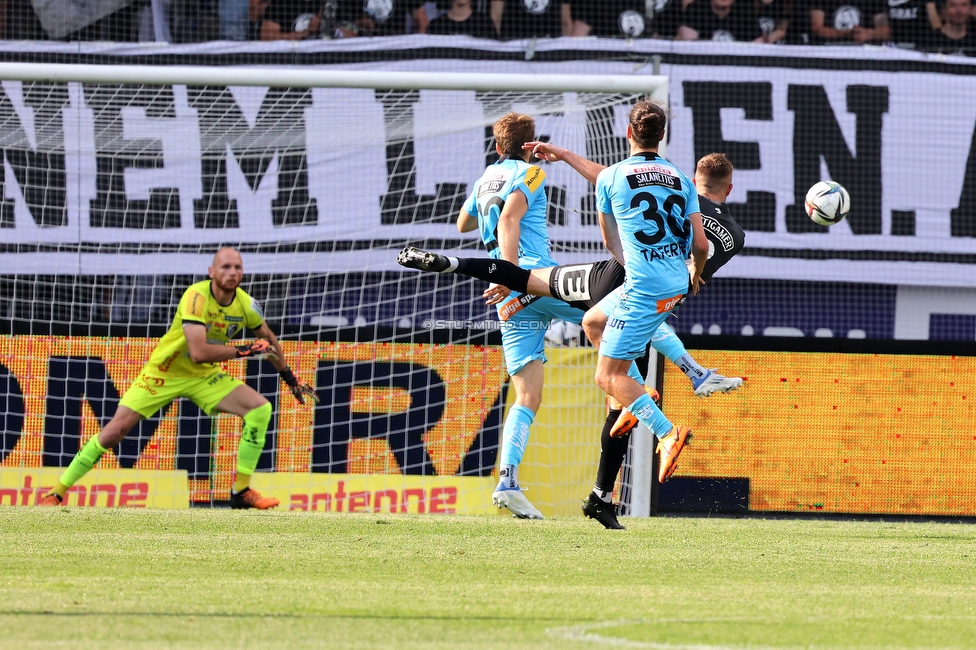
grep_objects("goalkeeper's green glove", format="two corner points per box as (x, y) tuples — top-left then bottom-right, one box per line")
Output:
(236, 339), (278, 362)
(279, 367), (319, 405)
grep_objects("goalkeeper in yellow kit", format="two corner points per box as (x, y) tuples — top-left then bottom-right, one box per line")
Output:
(40, 247), (317, 509)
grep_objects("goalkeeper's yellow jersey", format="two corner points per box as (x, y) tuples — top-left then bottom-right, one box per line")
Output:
(144, 280), (266, 379)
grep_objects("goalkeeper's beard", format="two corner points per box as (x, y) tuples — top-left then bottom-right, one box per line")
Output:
(212, 275), (241, 295)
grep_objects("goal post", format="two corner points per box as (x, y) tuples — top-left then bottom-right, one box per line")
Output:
(0, 64), (668, 517)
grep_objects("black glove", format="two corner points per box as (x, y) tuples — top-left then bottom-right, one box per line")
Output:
(279, 367), (319, 405)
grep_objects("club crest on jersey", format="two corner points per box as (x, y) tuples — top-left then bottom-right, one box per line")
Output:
(525, 166), (545, 193)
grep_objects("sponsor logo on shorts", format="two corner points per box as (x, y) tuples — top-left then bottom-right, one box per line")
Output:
(498, 294), (539, 321)
(556, 265), (593, 302)
(657, 294), (685, 314)
(607, 317), (625, 330)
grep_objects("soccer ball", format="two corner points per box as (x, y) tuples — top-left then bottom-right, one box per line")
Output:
(805, 181), (850, 226)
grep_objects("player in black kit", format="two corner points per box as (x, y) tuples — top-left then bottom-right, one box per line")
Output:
(398, 150), (744, 529)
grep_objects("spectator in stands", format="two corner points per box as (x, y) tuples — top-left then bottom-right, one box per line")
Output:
(222, 0), (250, 39)
(346, 0), (430, 35)
(411, 1), (443, 33)
(572, 1), (652, 38)
(652, 0), (695, 38)
(490, 0), (573, 39)
(924, 0), (976, 52)
(676, 0), (765, 40)
(808, 0), (890, 43)
(886, 0), (939, 48)
(756, 0), (792, 42)
(428, 0), (498, 36)
(259, 0), (321, 39)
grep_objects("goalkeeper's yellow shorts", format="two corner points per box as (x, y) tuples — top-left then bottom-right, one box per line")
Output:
(119, 367), (244, 418)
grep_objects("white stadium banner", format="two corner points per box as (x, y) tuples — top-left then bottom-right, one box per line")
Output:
(0, 38), (974, 286)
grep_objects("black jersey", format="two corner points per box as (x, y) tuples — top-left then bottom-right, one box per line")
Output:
(698, 195), (745, 282)
(546, 195), (743, 312)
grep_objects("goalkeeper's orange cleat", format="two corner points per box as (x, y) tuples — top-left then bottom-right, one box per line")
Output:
(609, 409), (639, 438)
(39, 493), (64, 506)
(657, 425), (693, 483)
(230, 488), (279, 510)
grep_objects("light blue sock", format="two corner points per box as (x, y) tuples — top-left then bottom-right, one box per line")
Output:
(652, 323), (707, 382)
(627, 361), (645, 384)
(497, 404), (534, 490)
(627, 392), (673, 439)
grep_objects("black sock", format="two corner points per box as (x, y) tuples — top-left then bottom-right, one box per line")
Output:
(595, 409), (631, 494)
(455, 258), (530, 294)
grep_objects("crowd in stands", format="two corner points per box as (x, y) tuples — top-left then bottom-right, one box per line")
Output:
(5, 0), (976, 55)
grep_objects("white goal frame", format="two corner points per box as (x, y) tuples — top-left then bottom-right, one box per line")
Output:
(0, 62), (668, 517)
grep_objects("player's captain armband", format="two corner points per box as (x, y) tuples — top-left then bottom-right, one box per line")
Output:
(185, 291), (206, 319)
(524, 166), (545, 193)
(656, 294), (685, 314)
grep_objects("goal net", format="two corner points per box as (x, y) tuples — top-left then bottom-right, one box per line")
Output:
(0, 63), (667, 515)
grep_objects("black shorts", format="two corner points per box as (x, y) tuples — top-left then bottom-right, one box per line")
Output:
(548, 258), (626, 312)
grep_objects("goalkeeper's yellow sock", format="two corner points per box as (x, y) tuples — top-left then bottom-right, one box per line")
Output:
(233, 402), (272, 494)
(49, 436), (109, 498)
(233, 473), (251, 493)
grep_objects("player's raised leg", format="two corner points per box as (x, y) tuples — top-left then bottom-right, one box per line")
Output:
(651, 323), (742, 396)
(212, 382), (279, 510)
(398, 246), (554, 298)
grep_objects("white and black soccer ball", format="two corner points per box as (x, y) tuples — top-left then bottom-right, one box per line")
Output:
(805, 181), (851, 226)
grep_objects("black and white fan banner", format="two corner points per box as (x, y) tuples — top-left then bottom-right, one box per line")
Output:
(0, 39), (974, 286)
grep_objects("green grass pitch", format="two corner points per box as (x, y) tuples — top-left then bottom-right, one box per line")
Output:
(2, 508), (975, 648)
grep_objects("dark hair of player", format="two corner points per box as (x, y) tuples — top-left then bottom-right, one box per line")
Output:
(628, 101), (668, 149)
(493, 112), (536, 158)
(696, 153), (734, 193)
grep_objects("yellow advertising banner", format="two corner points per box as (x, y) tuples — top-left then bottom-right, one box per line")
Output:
(664, 350), (976, 516)
(0, 467), (189, 508)
(0, 336), (506, 502)
(250, 473), (498, 514)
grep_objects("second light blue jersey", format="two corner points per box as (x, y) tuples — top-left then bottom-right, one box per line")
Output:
(595, 152), (700, 298)
(461, 158), (556, 270)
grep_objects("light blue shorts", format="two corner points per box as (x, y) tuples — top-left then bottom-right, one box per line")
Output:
(498, 294), (583, 376)
(598, 288), (682, 361)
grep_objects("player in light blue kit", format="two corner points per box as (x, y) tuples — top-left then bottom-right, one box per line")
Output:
(590, 101), (709, 484)
(456, 112), (581, 519)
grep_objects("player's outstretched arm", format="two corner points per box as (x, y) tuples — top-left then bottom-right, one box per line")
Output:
(522, 141), (607, 185)
(252, 321), (319, 404)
